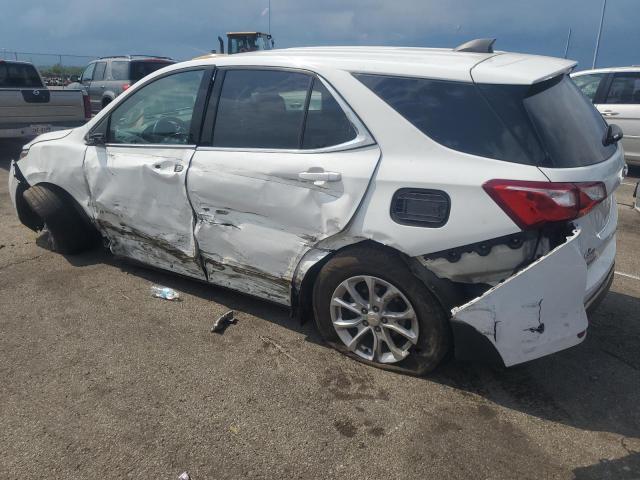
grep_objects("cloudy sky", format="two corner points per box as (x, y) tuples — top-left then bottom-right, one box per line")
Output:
(1, 0), (638, 70)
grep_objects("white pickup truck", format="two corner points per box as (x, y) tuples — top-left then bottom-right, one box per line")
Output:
(0, 60), (89, 140)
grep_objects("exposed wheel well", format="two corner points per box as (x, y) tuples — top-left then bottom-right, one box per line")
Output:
(30, 182), (98, 234)
(293, 239), (465, 324)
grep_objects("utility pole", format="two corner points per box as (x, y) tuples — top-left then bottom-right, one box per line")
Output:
(268, 0), (271, 35)
(592, 0), (607, 69)
(563, 27), (572, 58)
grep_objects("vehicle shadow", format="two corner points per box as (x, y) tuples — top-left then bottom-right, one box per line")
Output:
(573, 452), (640, 479)
(45, 235), (640, 439)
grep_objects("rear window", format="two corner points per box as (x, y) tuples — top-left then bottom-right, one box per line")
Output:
(356, 73), (615, 168)
(0, 62), (43, 88)
(130, 60), (173, 82)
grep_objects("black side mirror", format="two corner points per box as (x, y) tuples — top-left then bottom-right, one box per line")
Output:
(86, 131), (106, 145)
(603, 124), (623, 146)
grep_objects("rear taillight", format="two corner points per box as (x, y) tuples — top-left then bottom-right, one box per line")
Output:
(483, 179), (606, 230)
(82, 93), (91, 120)
(122, 83), (130, 91)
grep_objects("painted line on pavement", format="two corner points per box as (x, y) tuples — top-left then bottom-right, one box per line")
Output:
(615, 271), (640, 281)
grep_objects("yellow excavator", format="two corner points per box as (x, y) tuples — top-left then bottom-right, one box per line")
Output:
(194, 32), (275, 59)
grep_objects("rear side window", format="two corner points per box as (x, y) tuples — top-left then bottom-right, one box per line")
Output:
(0, 62), (43, 88)
(356, 73), (615, 167)
(355, 73), (531, 164)
(212, 69), (357, 150)
(111, 61), (129, 80)
(572, 73), (606, 102)
(605, 72), (640, 104)
(302, 79), (357, 149)
(130, 61), (173, 82)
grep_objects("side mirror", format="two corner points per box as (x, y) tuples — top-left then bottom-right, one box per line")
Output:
(70, 75), (80, 83)
(86, 131), (106, 146)
(603, 124), (624, 146)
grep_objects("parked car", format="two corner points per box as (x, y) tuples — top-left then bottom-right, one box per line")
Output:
(9, 42), (625, 375)
(0, 60), (90, 140)
(572, 67), (640, 166)
(68, 55), (175, 114)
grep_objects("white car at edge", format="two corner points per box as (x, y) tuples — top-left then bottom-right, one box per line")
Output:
(9, 40), (625, 375)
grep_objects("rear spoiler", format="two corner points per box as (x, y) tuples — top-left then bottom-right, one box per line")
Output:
(470, 53), (577, 85)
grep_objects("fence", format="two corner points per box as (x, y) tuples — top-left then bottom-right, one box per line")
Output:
(1, 50), (98, 86)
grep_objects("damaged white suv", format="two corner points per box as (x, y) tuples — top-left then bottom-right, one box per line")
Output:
(9, 40), (625, 375)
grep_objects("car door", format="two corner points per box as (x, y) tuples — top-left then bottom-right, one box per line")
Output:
(187, 68), (380, 304)
(84, 67), (212, 280)
(89, 61), (107, 112)
(598, 72), (640, 163)
(79, 62), (95, 100)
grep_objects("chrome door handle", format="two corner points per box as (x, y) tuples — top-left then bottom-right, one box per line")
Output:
(298, 171), (341, 182)
(602, 110), (619, 116)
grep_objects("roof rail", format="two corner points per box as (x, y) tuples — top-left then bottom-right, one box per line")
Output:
(454, 38), (496, 54)
(98, 54), (174, 60)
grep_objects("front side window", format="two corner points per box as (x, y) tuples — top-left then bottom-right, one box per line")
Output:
(212, 69), (357, 150)
(108, 69), (204, 145)
(605, 72), (640, 104)
(572, 73), (606, 102)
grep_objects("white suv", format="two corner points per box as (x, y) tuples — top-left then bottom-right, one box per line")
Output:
(572, 66), (640, 165)
(9, 41), (625, 375)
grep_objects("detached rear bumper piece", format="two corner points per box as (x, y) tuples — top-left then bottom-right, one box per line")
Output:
(451, 229), (594, 367)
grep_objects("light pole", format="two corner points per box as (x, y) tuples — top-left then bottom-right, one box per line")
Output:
(268, 0), (271, 35)
(592, 0), (607, 69)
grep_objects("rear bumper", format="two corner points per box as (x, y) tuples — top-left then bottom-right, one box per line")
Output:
(451, 228), (612, 367)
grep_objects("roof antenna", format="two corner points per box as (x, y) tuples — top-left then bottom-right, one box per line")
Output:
(454, 38), (496, 53)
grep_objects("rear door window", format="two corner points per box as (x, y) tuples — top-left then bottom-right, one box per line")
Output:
(0, 62), (43, 88)
(111, 61), (129, 80)
(93, 62), (107, 81)
(212, 69), (311, 149)
(604, 72), (640, 104)
(572, 73), (606, 102)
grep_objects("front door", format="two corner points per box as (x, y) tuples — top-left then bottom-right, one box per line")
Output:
(188, 68), (380, 304)
(84, 68), (210, 279)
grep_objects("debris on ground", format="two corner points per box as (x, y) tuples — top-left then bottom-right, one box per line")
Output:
(211, 310), (236, 333)
(177, 472), (191, 480)
(150, 285), (180, 301)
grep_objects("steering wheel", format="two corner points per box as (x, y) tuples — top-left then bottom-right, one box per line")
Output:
(149, 117), (188, 142)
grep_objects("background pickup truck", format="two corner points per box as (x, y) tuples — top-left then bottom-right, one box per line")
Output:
(0, 60), (89, 141)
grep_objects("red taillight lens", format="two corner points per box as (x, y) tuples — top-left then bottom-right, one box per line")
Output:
(483, 179), (606, 230)
(82, 93), (91, 120)
(122, 83), (130, 91)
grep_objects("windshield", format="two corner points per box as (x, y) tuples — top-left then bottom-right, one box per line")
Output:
(229, 35), (271, 54)
(129, 60), (173, 82)
(0, 62), (43, 88)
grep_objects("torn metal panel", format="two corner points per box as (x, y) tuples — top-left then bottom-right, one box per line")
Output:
(187, 145), (381, 305)
(452, 229), (588, 367)
(84, 145), (205, 280)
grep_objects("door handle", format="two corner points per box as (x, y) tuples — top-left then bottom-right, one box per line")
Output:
(298, 171), (341, 182)
(602, 110), (619, 116)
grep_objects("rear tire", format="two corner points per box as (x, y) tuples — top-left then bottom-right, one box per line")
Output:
(312, 244), (451, 376)
(22, 184), (98, 254)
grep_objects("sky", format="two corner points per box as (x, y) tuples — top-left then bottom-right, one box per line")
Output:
(1, 0), (639, 71)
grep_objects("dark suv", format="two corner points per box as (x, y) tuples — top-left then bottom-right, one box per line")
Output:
(70, 55), (175, 114)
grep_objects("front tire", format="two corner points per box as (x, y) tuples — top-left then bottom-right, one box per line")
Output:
(22, 184), (98, 255)
(312, 245), (451, 375)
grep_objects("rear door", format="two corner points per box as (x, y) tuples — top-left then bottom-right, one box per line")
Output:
(187, 68), (380, 304)
(84, 67), (211, 279)
(89, 61), (107, 112)
(598, 71), (640, 163)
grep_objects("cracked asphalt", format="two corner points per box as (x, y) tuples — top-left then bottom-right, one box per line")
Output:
(0, 140), (639, 479)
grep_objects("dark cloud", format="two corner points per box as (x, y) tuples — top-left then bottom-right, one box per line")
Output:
(1, 0), (638, 69)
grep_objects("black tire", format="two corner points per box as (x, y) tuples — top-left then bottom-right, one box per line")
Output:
(312, 244), (451, 376)
(22, 184), (97, 254)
